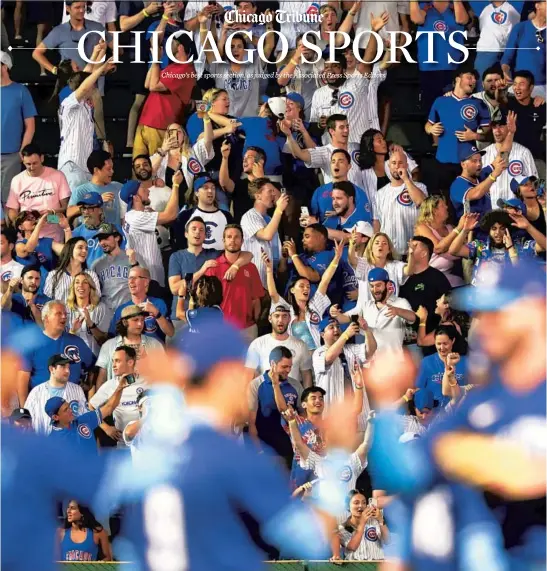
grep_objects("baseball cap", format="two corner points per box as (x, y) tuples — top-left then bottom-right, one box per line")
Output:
(319, 316), (338, 333)
(45, 396), (66, 420)
(269, 303), (291, 315)
(267, 97), (287, 119)
(120, 305), (148, 319)
(458, 143), (486, 163)
(176, 316), (247, 378)
(48, 354), (71, 368)
(93, 222), (121, 239)
(352, 221), (373, 238)
(414, 389), (434, 411)
(0, 50), (13, 70)
(10, 408), (31, 422)
(120, 180), (141, 205)
(286, 92), (305, 109)
(193, 175), (217, 192)
(491, 109), (508, 126)
(496, 197), (527, 216)
(510, 176), (538, 195)
(452, 259), (546, 313)
(368, 268), (390, 282)
(77, 192), (103, 207)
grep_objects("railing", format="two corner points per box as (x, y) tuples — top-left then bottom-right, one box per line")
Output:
(59, 562), (381, 570)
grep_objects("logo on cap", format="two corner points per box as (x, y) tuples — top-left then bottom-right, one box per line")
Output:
(69, 400), (79, 415)
(508, 160), (523, 176)
(339, 92), (355, 109)
(306, 2), (320, 14)
(78, 424), (92, 439)
(433, 20), (448, 31)
(461, 105), (478, 121)
(397, 190), (412, 206)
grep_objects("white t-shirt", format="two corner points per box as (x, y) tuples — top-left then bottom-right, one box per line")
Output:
(354, 259), (407, 303)
(58, 93), (94, 172)
(476, 1), (522, 52)
(245, 334), (312, 394)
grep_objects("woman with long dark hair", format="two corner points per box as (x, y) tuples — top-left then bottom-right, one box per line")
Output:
(176, 275), (224, 332)
(58, 500), (112, 561)
(44, 237), (101, 304)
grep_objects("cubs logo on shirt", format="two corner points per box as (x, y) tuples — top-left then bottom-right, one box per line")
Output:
(351, 150), (360, 165)
(64, 345), (81, 363)
(339, 92), (355, 110)
(365, 527), (379, 541)
(309, 311), (320, 324)
(461, 105), (478, 121)
(37, 252), (47, 263)
(508, 160), (524, 176)
(78, 424), (92, 439)
(338, 466), (352, 482)
(187, 158), (203, 176)
(144, 315), (158, 333)
(433, 20), (448, 32)
(306, 2), (320, 15)
(491, 10), (507, 24)
(396, 190), (413, 206)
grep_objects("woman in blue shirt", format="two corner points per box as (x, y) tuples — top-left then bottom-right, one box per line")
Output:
(58, 500), (112, 562)
(416, 325), (468, 407)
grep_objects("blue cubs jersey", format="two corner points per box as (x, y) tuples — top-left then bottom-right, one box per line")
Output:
(15, 237), (55, 271)
(10, 293), (52, 323)
(120, 421), (331, 571)
(450, 165), (494, 220)
(310, 183), (373, 223)
(428, 95), (491, 164)
(21, 331), (95, 389)
(109, 297), (171, 343)
(49, 409), (102, 453)
(416, 353), (468, 408)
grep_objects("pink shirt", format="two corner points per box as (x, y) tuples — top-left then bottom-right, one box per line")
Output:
(7, 167), (71, 241)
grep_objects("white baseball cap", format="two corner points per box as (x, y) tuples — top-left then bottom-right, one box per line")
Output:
(352, 221), (373, 237)
(267, 97), (287, 119)
(0, 50), (13, 70)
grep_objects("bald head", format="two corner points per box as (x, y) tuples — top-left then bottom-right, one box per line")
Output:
(389, 151), (408, 180)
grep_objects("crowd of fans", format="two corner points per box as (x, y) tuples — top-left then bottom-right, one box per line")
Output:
(0, 0), (545, 563)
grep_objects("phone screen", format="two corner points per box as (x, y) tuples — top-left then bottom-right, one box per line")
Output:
(350, 315), (359, 324)
(47, 214), (59, 224)
(126, 374), (136, 385)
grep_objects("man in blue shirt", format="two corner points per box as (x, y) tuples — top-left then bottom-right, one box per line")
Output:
(426, 66), (491, 197)
(450, 143), (507, 220)
(0, 50), (36, 204)
(9, 265), (51, 323)
(323, 181), (373, 239)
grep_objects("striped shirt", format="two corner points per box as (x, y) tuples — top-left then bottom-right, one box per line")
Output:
(310, 76), (370, 144)
(44, 270), (101, 305)
(304, 143), (364, 189)
(241, 207), (282, 286)
(123, 210), (164, 286)
(66, 302), (112, 357)
(24, 381), (88, 435)
(361, 151), (419, 197)
(339, 518), (385, 561)
(482, 141), (538, 205)
(278, 0), (324, 50)
(374, 181), (428, 256)
(354, 259), (408, 303)
(57, 93), (94, 172)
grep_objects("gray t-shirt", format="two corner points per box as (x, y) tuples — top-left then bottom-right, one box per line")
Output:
(210, 58), (264, 118)
(91, 251), (132, 311)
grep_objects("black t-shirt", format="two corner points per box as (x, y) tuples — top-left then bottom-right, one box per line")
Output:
(233, 179), (254, 224)
(400, 266), (452, 355)
(507, 98), (546, 159)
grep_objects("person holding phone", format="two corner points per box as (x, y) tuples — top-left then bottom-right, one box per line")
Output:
(89, 345), (146, 448)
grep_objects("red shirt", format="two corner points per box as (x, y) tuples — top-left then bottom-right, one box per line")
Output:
(139, 62), (196, 129)
(205, 254), (264, 329)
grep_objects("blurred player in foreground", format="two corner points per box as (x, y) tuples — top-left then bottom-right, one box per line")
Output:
(124, 318), (359, 571)
(365, 260), (546, 571)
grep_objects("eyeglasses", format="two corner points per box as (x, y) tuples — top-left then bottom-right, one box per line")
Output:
(128, 276), (149, 281)
(537, 30), (545, 44)
(330, 88), (339, 107)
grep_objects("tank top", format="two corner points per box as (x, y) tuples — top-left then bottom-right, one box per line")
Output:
(60, 528), (99, 562)
(291, 319), (316, 351)
(426, 224), (465, 287)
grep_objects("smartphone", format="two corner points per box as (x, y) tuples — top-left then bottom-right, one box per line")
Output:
(500, 151), (509, 161)
(196, 100), (208, 113)
(350, 314), (359, 325)
(47, 213), (59, 224)
(254, 155), (262, 165)
(281, 187), (287, 195)
(368, 498), (378, 508)
(125, 374), (136, 385)
(463, 200), (471, 215)
(300, 206), (309, 217)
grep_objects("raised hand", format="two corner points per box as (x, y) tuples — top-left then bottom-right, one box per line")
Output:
(220, 139), (231, 158)
(276, 192), (290, 212)
(502, 228), (513, 249)
(416, 305), (428, 323)
(330, 304), (342, 319)
(462, 212), (480, 231)
(283, 238), (297, 258)
(371, 10), (389, 31)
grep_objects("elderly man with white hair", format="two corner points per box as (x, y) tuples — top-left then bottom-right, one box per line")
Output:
(16, 300), (95, 406)
(0, 50), (37, 203)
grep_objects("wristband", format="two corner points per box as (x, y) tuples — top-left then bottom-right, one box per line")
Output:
(329, 262), (339, 270)
(51, 67), (58, 76)
(288, 418), (297, 424)
(274, 208), (283, 216)
(203, 117), (212, 123)
(488, 174), (497, 182)
(355, 386), (363, 391)
(162, 14), (170, 20)
(341, 332), (350, 342)
(349, 11), (357, 16)
(290, 58), (298, 66)
(157, 148), (167, 157)
(155, 311), (163, 319)
(173, 183), (180, 188)
(291, 254), (299, 261)
(453, 228), (461, 235)
(230, 264), (239, 270)
(419, 323), (426, 327)
(178, 295), (186, 299)
(402, 395), (409, 402)
(89, 323), (97, 330)
(142, 8), (150, 17)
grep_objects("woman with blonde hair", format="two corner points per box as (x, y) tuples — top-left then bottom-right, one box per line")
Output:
(67, 272), (111, 356)
(348, 231), (413, 302)
(414, 195), (465, 287)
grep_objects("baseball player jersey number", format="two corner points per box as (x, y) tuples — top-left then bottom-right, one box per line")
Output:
(144, 485), (188, 571)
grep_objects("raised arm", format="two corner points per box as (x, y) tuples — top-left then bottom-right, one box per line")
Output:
(263, 252), (280, 303)
(283, 407), (311, 461)
(156, 171), (181, 225)
(74, 59), (115, 103)
(448, 213), (480, 258)
(279, 120), (312, 163)
(317, 240), (343, 295)
(219, 140), (235, 194)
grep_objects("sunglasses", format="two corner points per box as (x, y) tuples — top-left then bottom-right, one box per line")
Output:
(536, 30), (545, 44)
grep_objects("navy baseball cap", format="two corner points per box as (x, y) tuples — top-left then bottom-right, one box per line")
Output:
(77, 192), (103, 207)
(120, 180), (140, 205)
(319, 316), (338, 333)
(10, 408), (31, 421)
(458, 143), (485, 163)
(414, 389), (434, 411)
(93, 222), (121, 240)
(176, 317), (247, 378)
(368, 268), (389, 282)
(491, 109), (508, 126)
(496, 197), (527, 216)
(286, 92), (305, 109)
(193, 175), (217, 192)
(510, 176), (538, 195)
(45, 396), (66, 421)
(452, 259), (546, 313)
(48, 354), (71, 368)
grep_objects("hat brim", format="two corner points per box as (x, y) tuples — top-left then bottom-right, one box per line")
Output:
(94, 231), (120, 240)
(50, 358), (71, 367)
(451, 285), (522, 312)
(119, 311), (148, 321)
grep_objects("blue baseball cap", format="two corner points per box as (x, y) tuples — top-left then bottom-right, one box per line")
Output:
(193, 175), (217, 192)
(286, 92), (305, 109)
(319, 316), (338, 333)
(510, 176), (538, 195)
(414, 389), (434, 411)
(77, 192), (103, 207)
(368, 268), (389, 283)
(176, 317), (247, 378)
(45, 396), (66, 422)
(120, 180), (140, 205)
(496, 197), (527, 216)
(458, 143), (485, 163)
(452, 259), (546, 313)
